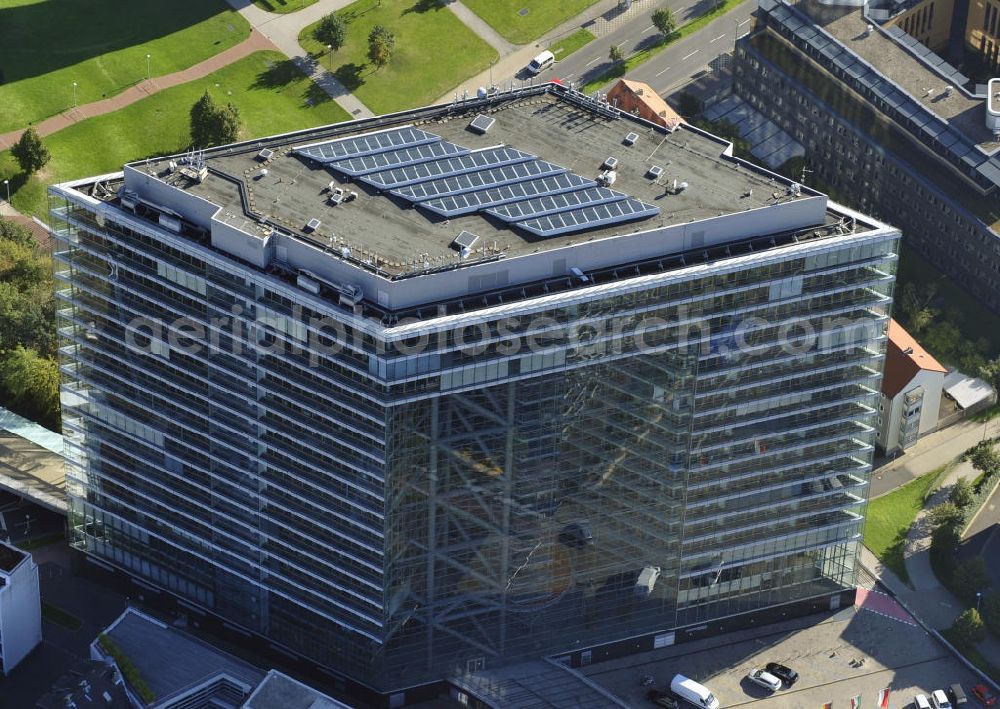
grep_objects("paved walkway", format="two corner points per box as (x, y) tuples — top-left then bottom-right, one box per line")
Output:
(224, 0), (374, 117)
(443, 0), (513, 55)
(0, 30), (281, 152)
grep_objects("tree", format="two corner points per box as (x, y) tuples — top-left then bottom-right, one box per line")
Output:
(952, 557), (990, 605)
(952, 607), (987, 645)
(0, 346), (59, 430)
(367, 25), (395, 69)
(981, 356), (1000, 393)
(314, 12), (347, 53)
(949, 478), (975, 508)
(11, 127), (50, 175)
(651, 8), (677, 37)
(930, 523), (960, 581)
(609, 45), (623, 63)
(982, 591), (1000, 635)
(190, 90), (219, 148)
(0, 218), (36, 249)
(677, 91), (702, 117)
(969, 442), (1000, 479)
(189, 91), (243, 148)
(927, 501), (963, 529)
(215, 103), (242, 145)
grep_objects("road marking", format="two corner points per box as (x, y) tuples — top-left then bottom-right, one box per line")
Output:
(585, 57), (600, 66)
(682, 49), (700, 61)
(655, 66), (671, 76)
(616, 40), (628, 48)
(710, 33), (726, 42)
(563, 73), (575, 80)
(642, 24), (656, 32)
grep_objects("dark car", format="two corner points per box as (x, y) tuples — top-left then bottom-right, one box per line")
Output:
(764, 662), (798, 686)
(646, 689), (680, 709)
(558, 522), (594, 549)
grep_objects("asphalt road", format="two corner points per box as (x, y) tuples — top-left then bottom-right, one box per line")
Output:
(521, 0), (754, 96)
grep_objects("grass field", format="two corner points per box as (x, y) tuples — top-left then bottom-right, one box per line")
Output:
(549, 28), (596, 61)
(462, 0), (601, 44)
(0, 0), (251, 134)
(252, 0), (318, 12)
(299, 0), (496, 114)
(0, 51), (351, 219)
(863, 468), (940, 584)
(41, 601), (82, 631)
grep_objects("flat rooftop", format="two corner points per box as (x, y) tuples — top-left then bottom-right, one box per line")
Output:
(794, 0), (1000, 152)
(244, 670), (352, 709)
(138, 89), (813, 278)
(0, 541), (26, 573)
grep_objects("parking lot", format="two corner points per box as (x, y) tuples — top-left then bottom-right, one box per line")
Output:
(582, 601), (985, 708)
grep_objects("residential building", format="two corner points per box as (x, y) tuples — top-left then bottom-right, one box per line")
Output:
(51, 84), (898, 702)
(0, 541), (42, 675)
(606, 79), (684, 129)
(733, 0), (1000, 314)
(876, 319), (946, 453)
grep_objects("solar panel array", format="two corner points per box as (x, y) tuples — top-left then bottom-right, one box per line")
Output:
(758, 0), (1000, 190)
(296, 126), (660, 237)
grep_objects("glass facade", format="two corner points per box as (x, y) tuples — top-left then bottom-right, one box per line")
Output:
(50, 186), (898, 692)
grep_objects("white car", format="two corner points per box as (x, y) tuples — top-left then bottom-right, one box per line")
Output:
(914, 694), (932, 709)
(931, 689), (953, 709)
(747, 668), (782, 692)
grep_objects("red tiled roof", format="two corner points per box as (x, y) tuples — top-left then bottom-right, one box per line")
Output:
(881, 319), (947, 398)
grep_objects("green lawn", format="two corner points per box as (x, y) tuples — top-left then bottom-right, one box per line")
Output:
(582, 0), (744, 93)
(42, 601), (82, 631)
(864, 469), (940, 584)
(549, 28), (596, 61)
(462, 0), (601, 44)
(0, 51), (351, 219)
(252, 0), (319, 12)
(299, 0), (496, 114)
(0, 0), (251, 134)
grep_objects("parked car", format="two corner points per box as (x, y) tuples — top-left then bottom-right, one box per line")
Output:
(949, 684), (968, 705)
(764, 662), (798, 686)
(670, 674), (720, 709)
(971, 685), (998, 706)
(932, 689), (954, 709)
(914, 695), (932, 709)
(746, 668), (782, 692)
(526, 50), (555, 75)
(646, 689), (680, 709)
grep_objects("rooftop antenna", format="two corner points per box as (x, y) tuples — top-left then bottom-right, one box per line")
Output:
(800, 165), (812, 185)
(865, 24), (874, 36)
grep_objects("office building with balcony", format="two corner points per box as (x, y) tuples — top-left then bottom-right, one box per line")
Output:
(50, 84), (898, 703)
(733, 0), (1000, 313)
(0, 542), (42, 675)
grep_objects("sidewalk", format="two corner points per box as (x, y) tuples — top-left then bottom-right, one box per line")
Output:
(0, 30), (281, 152)
(869, 415), (1000, 498)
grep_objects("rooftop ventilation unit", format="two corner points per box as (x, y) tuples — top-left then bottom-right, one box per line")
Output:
(647, 165), (664, 179)
(305, 218), (321, 232)
(603, 156), (619, 170)
(257, 148), (274, 161)
(787, 182), (802, 196)
(623, 132), (639, 146)
(451, 230), (479, 251)
(469, 114), (496, 134)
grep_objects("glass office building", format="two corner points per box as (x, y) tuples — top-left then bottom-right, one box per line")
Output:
(51, 85), (898, 699)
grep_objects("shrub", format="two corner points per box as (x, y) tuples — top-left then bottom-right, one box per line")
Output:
(952, 557), (990, 606)
(982, 590), (1000, 636)
(953, 607), (987, 645)
(928, 502), (964, 529)
(950, 478), (975, 508)
(930, 523), (960, 582)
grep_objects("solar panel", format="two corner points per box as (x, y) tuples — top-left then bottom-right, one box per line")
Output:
(362, 146), (534, 189)
(420, 173), (595, 217)
(295, 127), (439, 164)
(392, 159), (567, 200)
(469, 114), (496, 134)
(487, 187), (627, 223)
(330, 140), (468, 176)
(516, 198), (660, 237)
(451, 231), (479, 250)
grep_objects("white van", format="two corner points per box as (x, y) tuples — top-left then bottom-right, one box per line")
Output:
(526, 50), (555, 75)
(671, 674), (720, 709)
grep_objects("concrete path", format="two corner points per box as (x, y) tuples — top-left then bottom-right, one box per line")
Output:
(870, 415), (1000, 498)
(442, 0), (513, 55)
(225, 0), (374, 117)
(0, 30), (281, 152)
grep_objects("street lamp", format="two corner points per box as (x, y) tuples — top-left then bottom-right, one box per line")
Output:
(72, 81), (78, 107)
(2, 179), (9, 204)
(326, 44), (333, 72)
(978, 592), (983, 611)
(146, 53), (151, 81)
